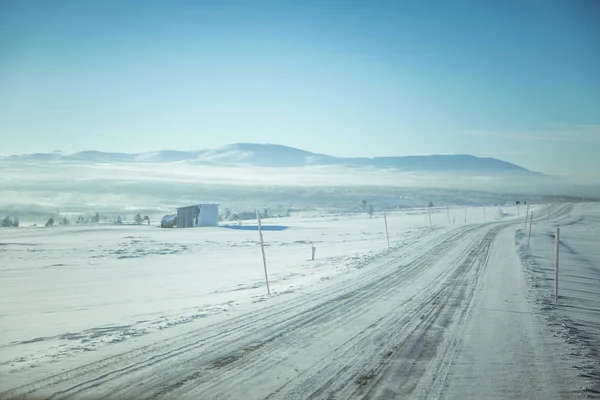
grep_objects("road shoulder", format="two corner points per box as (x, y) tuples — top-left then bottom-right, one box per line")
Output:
(442, 227), (587, 399)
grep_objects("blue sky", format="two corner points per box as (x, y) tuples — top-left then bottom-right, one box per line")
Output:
(1, 0), (599, 175)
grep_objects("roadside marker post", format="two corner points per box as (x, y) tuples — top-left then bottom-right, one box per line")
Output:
(554, 227), (560, 301)
(483, 206), (486, 222)
(525, 210), (529, 230)
(311, 243), (316, 261)
(527, 211), (533, 248)
(446, 207), (450, 225)
(464, 207), (467, 224)
(256, 210), (270, 295)
(384, 211), (391, 249)
(427, 207), (432, 228)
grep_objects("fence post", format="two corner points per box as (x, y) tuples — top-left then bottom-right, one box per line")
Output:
(527, 211), (533, 248)
(384, 211), (390, 249)
(256, 210), (270, 295)
(554, 227), (559, 301)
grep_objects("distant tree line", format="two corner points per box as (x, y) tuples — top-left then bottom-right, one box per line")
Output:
(0, 216), (19, 227)
(361, 200), (375, 218)
(42, 211), (153, 227)
(134, 213), (150, 225)
(219, 208), (292, 222)
(4, 211), (154, 229)
(359, 200), (436, 218)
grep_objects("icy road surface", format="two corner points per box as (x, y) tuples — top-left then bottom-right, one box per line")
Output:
(1, 204), (598, 399)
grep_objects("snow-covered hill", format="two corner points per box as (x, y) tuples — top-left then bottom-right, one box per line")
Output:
(1, 143), (533, 173)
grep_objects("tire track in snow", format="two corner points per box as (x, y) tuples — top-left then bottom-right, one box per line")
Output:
(360, 227), (498, 400)
(280, 228), (498, 400)
(0, 224), (487, 400)
(127, 226), (499, 399)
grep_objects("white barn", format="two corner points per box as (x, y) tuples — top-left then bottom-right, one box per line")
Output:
(176, 204), (219, 228)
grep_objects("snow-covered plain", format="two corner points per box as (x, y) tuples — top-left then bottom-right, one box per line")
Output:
(0, 206), (493, 373)
(517, 203), (600, 395)
(1, 202), (599, 399)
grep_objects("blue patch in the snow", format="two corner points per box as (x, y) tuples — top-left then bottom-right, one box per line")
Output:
(221, 225), (288, 231)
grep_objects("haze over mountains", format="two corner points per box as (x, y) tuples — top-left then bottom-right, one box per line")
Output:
(3, 143), (599, 222)
(2, 143), (533, 174)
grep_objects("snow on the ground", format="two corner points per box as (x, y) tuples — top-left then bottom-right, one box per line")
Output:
(0, 203), (537, 385)
(422, 227), (585, 400)
(516, 203), (600, 395)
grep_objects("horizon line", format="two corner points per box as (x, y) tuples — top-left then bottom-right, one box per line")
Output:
(0, 143), (512, 161)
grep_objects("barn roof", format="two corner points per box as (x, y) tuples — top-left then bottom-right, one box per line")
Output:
(176, 204), (220, 211)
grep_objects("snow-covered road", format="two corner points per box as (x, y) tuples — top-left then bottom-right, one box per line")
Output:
(1, 204), (598, 399)
(443, 227), (583, 399)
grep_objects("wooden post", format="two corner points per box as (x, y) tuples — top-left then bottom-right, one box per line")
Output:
(527, 211), (533, 248)
(524, 210), (529, 230)
(256, 210), (270, 294)
(554, 227), (559, 301)
(384, 211), (390, 249)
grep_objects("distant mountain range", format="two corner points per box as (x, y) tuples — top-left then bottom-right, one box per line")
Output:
(1, 143), (535, 174)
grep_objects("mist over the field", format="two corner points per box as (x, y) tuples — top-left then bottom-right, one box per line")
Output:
(2, 145), (598, 224)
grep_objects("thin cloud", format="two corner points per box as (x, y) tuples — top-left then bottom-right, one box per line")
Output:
(547, 123), (600, 133)
(464, 131), (573, 141)
(464, 127), (600, 142)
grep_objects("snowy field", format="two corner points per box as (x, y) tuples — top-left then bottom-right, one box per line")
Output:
(517, 203), (600, 394)
(1, 202), (599, 399)
(0, 206), (504, 373)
